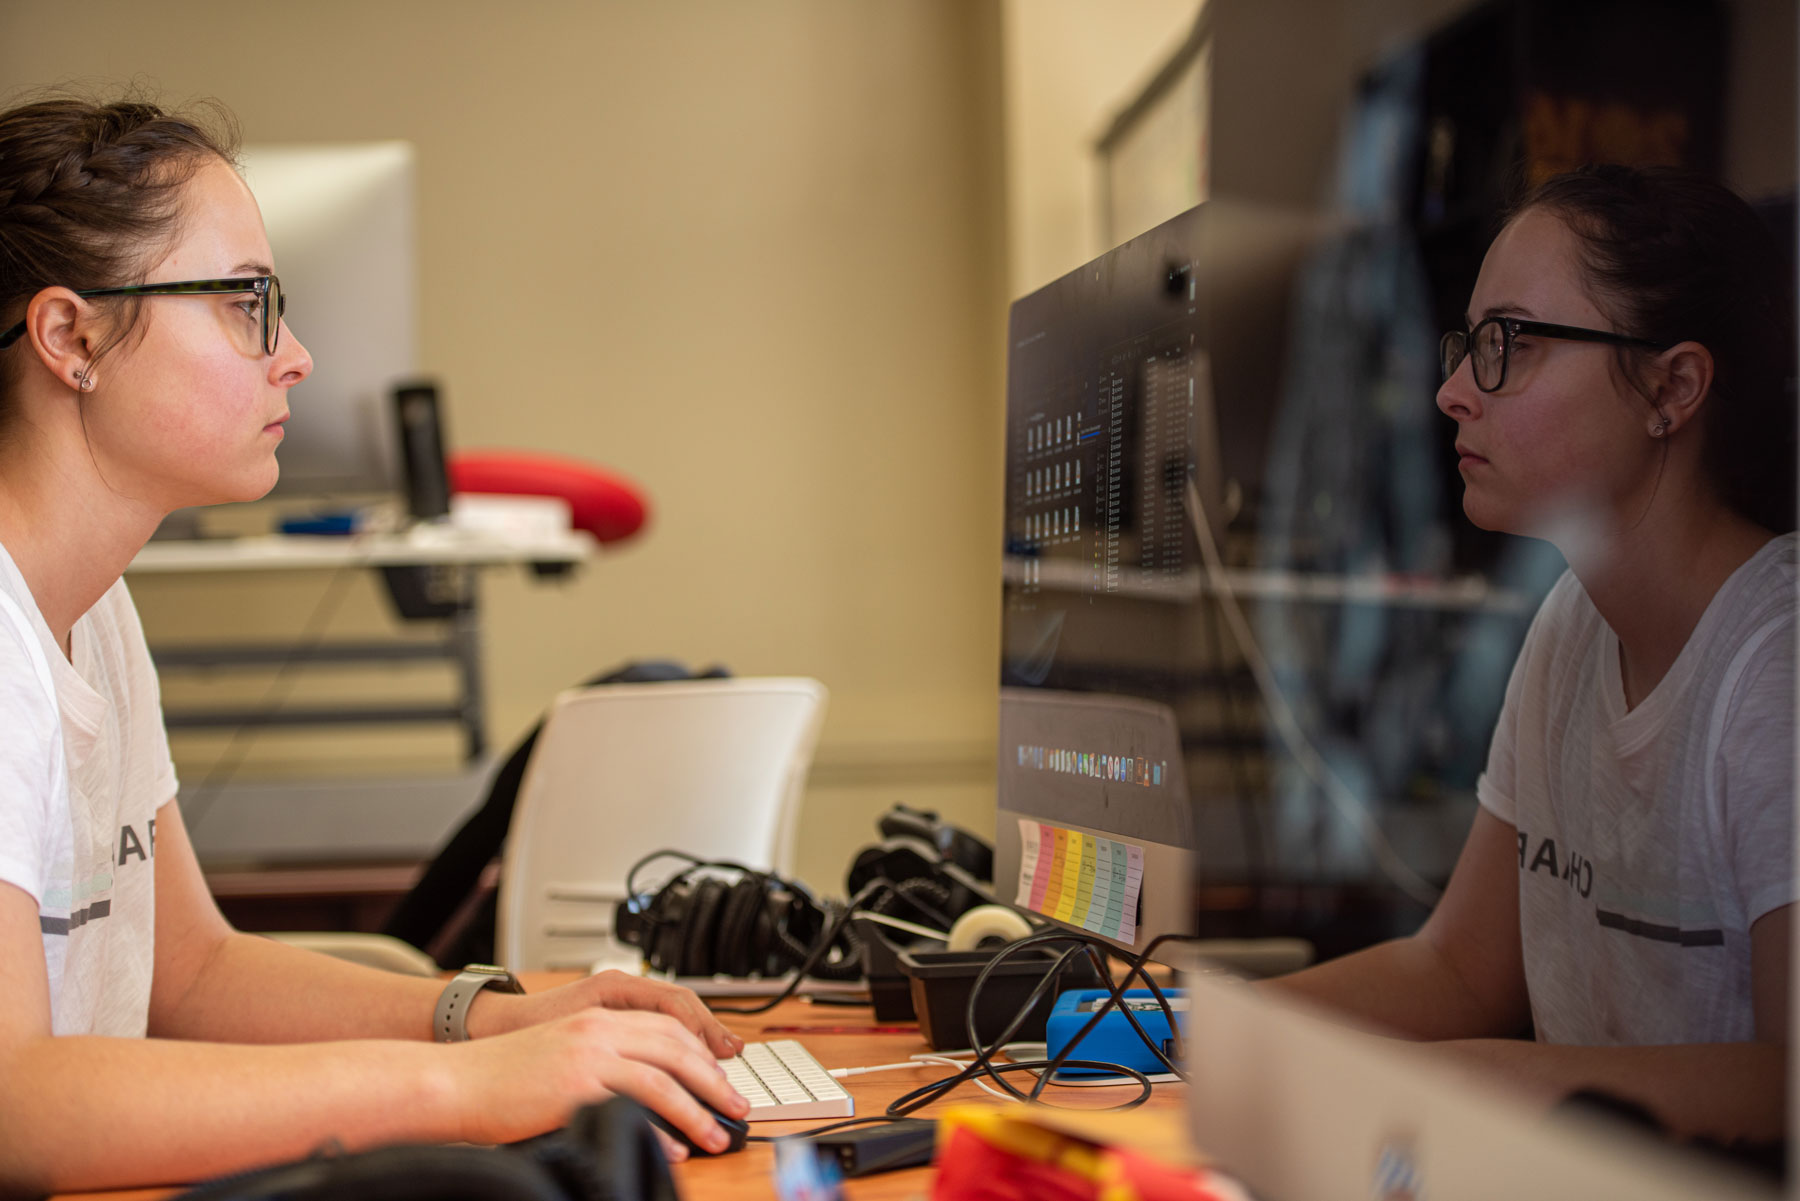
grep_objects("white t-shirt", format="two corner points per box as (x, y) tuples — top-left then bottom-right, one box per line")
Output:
(1477, 533), (1797, 1046)
(0, 543), (177, 1036)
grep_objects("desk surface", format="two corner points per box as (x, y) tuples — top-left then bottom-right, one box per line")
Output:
(126, 526), (597, 573)
(58, 971), (1191, 1201)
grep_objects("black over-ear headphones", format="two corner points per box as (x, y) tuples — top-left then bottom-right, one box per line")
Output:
(845, 804), (996, 929)
(613, 852), (854, 979)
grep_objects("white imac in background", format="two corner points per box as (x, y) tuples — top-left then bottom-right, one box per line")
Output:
(240, 140), (416, 504)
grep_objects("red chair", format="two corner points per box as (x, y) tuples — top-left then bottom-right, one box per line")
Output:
(447, 450), (650, 545)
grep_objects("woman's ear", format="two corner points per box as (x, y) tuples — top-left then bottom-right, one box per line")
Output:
(22, 287), (100, 392)
(1649, 340), (1715, 438)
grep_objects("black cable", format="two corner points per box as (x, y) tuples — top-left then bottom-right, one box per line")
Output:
(619, 850), (968, 1017)
(707, 879), (893, 1015)
(886, 1055), (1155, 1117)
(623, 849), (763, 900)
(956, 940), (1098, 1104)
(743, 1115), (905, 1143)
(1201, 587), (1266, 888)
(876, 929), (1212, 1118)
(1024, 934), (1189, 1098)
(883, 939), (1148, 1115)
(970, 931), (1184, 1101)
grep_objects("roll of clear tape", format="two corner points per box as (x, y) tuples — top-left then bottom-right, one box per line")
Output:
(946, 904), (1035, 952)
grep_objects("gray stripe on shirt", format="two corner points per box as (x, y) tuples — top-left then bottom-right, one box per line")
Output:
(38, 898), (112, 938)
(1596, 908), (1725, 948)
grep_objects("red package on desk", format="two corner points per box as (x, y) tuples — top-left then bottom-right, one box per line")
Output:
(930, 1106), (1249, 1201)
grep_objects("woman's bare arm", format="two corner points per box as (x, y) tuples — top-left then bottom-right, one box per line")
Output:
(1268, 806), (1532, 1040)
(147, 801), (741, 1053)
(1265, 809), (1790, 1143)
(0, 802), (752, 1194)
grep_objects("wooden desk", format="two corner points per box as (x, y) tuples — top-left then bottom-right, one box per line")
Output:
(55, 971), (1191, 1201)
(682, 996), (1188, 1200)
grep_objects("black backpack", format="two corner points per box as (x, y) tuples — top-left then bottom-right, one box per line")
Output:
(171, 1097), (676, 1201)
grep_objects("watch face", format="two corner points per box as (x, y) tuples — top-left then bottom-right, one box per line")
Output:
(462, 965), (523, 992)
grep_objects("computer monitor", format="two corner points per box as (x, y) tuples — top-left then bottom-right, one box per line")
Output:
(239, 141), (418, 500)
(1179, 954), (1775, 1200)
(993, 198), (1317, 958)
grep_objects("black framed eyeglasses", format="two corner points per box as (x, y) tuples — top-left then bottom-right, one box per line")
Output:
(0, 275), (286, 356)
(1440, 316), (1670, 393)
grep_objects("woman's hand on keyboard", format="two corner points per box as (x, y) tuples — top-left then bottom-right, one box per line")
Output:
(463, 970), (745, 1059)
(450, 1007), (749, 1157)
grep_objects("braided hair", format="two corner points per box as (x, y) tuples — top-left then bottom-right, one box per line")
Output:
(0, 94), (239, 412)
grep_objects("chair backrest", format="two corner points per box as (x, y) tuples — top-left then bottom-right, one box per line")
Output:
(495, 677), (828, 972)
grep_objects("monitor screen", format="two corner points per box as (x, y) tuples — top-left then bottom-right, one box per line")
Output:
(991, 197), (1520, 963)
(994, 199), (1316, 955)
(240, 142), (418, 500)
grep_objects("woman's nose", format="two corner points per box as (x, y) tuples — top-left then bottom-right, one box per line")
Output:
(1436, 357), (1481, 422)
(272, 320), (313, 387)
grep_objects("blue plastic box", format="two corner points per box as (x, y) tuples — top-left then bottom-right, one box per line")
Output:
(1044, 988), (1187, 1077)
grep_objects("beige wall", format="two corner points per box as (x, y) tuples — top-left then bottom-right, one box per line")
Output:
(0, 1), (1011, 888)
(1, 0), (1787, 898)
(1001, 0), (1203, 299)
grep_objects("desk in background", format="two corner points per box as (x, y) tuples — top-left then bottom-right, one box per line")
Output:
(128, 528), (595, 866)
(129, 527), (597, 761)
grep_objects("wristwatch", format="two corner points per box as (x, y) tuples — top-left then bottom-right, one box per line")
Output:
(434, 964), (525, 1042)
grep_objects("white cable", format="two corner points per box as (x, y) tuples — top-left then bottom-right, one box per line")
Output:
(993, 1041), (1179, 1087)
(845, 1045), (1177, 1100)
(848, 911), (948, 942)
(828, 1061), (927, 1077)
(830, 1054), (1017, 1101)
(1185, 479), (1443, 909)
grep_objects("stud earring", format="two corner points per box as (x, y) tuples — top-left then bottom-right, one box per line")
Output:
(75, 370), (94, 393)
(1651, 417), (1669, 438)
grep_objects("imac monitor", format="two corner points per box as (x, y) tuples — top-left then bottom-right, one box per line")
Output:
(239, 142), (418, 500)
(994, 199), (1314, 956)
(1177, 952), (1775, 1201)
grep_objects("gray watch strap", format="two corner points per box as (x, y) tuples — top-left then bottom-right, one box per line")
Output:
(434, 965), (524, 1043)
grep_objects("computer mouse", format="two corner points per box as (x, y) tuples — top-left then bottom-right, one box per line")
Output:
(645, 1096), (749, 1157)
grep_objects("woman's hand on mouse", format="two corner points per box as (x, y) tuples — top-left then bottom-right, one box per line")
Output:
(448, 1007), (749, 1156)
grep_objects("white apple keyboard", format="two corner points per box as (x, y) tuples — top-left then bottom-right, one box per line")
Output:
(722, 1040), (853, 1120)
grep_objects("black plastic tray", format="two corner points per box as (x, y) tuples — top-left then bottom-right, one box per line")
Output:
(897, 947), (1103, 1050)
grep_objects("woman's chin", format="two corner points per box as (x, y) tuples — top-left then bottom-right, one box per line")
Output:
(188, 464), (280, 508)
(1460, 492), (1511, 534)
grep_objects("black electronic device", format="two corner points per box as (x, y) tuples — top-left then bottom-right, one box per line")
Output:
(897, 945), (1105, 1051)
(392, 378), (451, 520)
(845, 805), (996, 931)
(993, 192), (1511, 963)
(171, 1097), (675, 1201)
(644, 1098), (749, 1157)
(997, 200), (1307, 958)
(805, 1119), (938, 1178)
(612, 854), (850, 980)
(873, 803), (994, 880)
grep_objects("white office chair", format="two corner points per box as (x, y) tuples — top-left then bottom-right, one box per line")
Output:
(494, 677), (829, 972)
(263, 930), (441, 976)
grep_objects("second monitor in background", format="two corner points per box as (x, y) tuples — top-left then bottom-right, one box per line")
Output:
(240, 141), (419, 503)
(994, 198), (1316, 964)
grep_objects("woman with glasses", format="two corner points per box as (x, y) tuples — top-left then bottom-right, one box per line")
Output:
(0, 97), (747, 1194)
(1272, 163), (1795, 1147)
